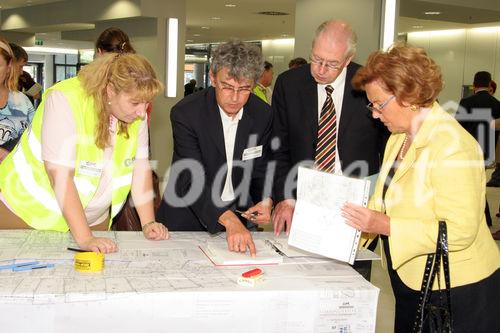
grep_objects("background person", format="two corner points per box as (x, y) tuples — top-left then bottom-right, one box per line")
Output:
(252, 61), (273, 104)
(0, 39), (35, 163)
(156, 40), (273, 256)
(9, 43), (42, 107)
(184, 79), (197, 96)
(0, 53), (169, 252)
(95, 27), (136, 55)
(343, 44), (500, 332)
(288, 57), (307, 69)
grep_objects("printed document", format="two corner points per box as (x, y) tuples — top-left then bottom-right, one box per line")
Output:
(200, 239), (283, 266)
(288, 167), (370, 264)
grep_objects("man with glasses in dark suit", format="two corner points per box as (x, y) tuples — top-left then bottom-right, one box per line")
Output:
(157, 40), (273, 257)
(271, 20), (388, 279)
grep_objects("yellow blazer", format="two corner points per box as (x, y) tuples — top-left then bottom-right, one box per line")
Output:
(368, 103), (499, 290)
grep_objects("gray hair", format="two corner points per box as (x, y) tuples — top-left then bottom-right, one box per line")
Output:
(313, 20), (357, 58)
(210, 40), (264, 83)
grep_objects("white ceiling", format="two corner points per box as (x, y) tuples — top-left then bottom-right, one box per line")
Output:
(0, 0), (499, 47)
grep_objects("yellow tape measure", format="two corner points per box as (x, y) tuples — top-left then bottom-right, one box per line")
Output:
(74, 252), (105, 272)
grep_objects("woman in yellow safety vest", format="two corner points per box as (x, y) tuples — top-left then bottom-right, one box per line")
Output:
(0, 53), (169, 252)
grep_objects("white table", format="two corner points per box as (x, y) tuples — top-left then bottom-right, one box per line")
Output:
(0, 230), (379, 333)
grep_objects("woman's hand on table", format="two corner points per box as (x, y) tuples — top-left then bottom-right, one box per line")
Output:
(79, 236), (118, 253)
(341, 202), (391, 236)
(142, 221), (169, 240)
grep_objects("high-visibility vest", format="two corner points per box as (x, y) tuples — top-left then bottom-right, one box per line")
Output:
(252, 84), (269, 104)
(0, 77), (140, 231)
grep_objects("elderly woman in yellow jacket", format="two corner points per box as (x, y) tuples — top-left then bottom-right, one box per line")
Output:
(342, 44), (499, 332)
(0, 53), (169, 253)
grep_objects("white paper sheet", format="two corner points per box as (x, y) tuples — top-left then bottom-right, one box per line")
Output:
(288, 167), (370, 264)
(200, 239), (283, 266)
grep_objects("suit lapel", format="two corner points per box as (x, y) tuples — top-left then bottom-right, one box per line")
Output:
(205, 87), (226, 158)
(300, 66), (319, 146)
(338, 64), (356, 141)
(234, 107), (254, 162)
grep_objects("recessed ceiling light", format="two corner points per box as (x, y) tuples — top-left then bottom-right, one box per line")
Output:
(412, 25), (424, 29)
(281, 34), (288, 37)
(257, 11), (290, 16)
(201, 26), (210, 30)
(209, 17), (222, 20)
(193, 34), (201, 37)
(424, 11), (441, 15)
(225, 4), (236, 7)
(187, 40), (194, 43)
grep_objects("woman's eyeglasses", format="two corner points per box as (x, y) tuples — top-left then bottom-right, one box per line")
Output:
(366, 95), (395, 112)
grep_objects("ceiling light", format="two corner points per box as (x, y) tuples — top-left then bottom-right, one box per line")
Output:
(424, 11), (441, 15)
(193, 34), (201, 37)
(201, 26), (210, 30)
(210, 17), (222, 20)
(187, 39), (194, 43)
(225, 4), (236, 7)
(281, 34), (288, 37)
(257, 11), (289, 16)
(412, 25), (424, 29)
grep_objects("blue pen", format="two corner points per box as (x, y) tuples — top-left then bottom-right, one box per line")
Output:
(0, 261), (39, 271)
(13, 263), (55, 272)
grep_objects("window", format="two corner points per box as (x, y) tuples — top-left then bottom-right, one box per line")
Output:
(53, 54), (78, 83)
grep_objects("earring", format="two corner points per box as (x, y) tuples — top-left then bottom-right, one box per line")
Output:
(410, 105), (418, 112)
(107, 101), (111, 105)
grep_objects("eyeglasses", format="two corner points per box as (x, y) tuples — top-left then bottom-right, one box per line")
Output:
(309, 55), (344, 71)
(217, 82), (252, 96)
(367, 95), (395, 112)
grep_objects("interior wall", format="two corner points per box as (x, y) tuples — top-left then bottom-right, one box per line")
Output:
(408, 27), (500, 106)
(294, 0), (383, 65)
(261, 39), (295, 88)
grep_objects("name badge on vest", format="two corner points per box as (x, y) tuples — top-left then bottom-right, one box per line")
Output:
(79, 161), (103, 177)
(242, 145), (263, 161)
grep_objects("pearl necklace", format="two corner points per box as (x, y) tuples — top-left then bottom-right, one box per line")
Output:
(399, 135), (409, 160)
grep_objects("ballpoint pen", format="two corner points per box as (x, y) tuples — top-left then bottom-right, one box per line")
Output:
(67, 247), (87, 253)
(265, 239), (287, 257)
(0, 261), (39, 271)
(13, 263), (55, 271)
(235, 209), (260, 218)
(0, 261), (55, 272)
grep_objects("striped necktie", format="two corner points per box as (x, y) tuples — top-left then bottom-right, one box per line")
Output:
(314, 85), (337, 172)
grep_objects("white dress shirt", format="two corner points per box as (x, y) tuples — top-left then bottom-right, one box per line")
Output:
(219, 106), (244, 202)
(316, 66), (347, 175)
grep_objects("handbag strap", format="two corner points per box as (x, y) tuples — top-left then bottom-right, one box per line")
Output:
(412, 221), (452, 332)
(439, 222), (452, 320)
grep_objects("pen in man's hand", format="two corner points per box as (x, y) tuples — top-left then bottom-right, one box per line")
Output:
(235, 209), (260, 217)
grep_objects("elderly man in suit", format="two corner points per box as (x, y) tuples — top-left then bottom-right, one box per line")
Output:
(271, 20), (388, 279)
(272, 20), (388, 234)
(156, 40), (273, 256)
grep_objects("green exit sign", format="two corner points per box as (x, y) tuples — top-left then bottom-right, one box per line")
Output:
(35, 39), (43, 46)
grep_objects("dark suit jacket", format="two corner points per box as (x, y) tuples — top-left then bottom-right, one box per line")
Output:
(458, 90), (500, 163)
(156, 87), (273, 233)
(272, 63), (389, 201)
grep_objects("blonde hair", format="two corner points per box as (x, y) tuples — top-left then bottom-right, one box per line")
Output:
(0, 38), (19, 91)
(78, 53), (163, 149)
